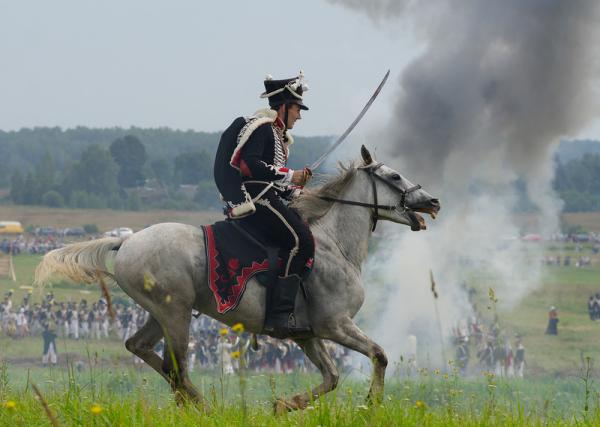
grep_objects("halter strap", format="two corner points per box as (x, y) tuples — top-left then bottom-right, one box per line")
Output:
(316, 164), (421, 231)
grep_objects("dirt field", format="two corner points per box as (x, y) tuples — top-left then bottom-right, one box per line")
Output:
(0, 205), (223, 233)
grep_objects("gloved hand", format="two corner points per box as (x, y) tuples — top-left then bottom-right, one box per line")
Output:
(291, 167), (313, 186)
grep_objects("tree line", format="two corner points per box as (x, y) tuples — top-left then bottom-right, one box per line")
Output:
(554, 153), (600, 212)
(2, 127), (333, 211)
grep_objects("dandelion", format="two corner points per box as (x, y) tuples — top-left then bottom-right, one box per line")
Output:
(219, 328), (228, 336)
(90, 403), (103, 415)
(231, 351), (241, 359)
(165, 294), (172, 304)
(5, 400), (16, 410)
(415, 400), (427, 409)
(232, 323), (245, 333)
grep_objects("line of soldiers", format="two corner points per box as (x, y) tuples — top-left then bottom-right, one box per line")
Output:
(452, 316), (526, 378)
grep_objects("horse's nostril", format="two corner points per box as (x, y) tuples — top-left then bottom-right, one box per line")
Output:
(430, 198), (440, 206)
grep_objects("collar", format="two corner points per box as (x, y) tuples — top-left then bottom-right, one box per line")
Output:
(274, 116), (285, 129)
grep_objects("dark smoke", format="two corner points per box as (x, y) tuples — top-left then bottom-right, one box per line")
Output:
(327, 0), (600, 367)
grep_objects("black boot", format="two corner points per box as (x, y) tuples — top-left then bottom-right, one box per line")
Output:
(263, 275), (312, 339)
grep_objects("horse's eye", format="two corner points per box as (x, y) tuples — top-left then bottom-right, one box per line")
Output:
(391, 174), (401, 181)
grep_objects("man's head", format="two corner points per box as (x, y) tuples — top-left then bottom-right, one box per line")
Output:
(261, 72), (309, 129)
(276, 103), (302, 129)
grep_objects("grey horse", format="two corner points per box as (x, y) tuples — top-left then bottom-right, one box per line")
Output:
(35, 146), (440, 412)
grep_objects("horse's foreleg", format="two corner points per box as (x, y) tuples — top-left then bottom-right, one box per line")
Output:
(160, 311), (206, 407)
(328, 317), (388, 404)
(274, 338), (339, 414)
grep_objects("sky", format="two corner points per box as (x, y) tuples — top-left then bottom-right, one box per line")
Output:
(0, 0), (427, 137)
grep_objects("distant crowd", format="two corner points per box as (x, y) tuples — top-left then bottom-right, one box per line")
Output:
(541, 255), (592, 267)
(449, 314), (526, 378)
(1, 237), (65, 255)
(0, 291), (352, 373)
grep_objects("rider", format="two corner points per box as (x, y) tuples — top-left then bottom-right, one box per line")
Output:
(213, 72), (314, 337)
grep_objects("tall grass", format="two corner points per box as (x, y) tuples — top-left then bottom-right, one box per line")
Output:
(3, 361), (600, 426)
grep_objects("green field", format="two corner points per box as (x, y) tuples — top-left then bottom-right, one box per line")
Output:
(2, 208), (600, 425)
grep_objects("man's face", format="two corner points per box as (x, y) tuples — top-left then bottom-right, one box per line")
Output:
(279, 104), (302, 129)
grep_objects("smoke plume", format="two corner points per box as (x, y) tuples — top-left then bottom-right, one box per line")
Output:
(328, 0), (600, 368)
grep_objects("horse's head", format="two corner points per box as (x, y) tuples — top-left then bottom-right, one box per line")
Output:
(359, 145), (440, 231)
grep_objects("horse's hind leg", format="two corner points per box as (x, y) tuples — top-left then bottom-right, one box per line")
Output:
(125, 316), (166, 378)
(274, 338), (339, 414)
(160, 310), (206, 407)
(327, 317), (387, 404)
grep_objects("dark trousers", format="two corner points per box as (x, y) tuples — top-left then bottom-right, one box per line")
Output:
(240, 189), (314, 278)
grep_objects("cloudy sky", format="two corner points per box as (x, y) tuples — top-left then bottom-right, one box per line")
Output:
(2, 1), (599, 139)
(0, 0), (420, 136)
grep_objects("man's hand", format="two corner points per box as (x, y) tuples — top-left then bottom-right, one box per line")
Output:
(291, 167), (312, 186)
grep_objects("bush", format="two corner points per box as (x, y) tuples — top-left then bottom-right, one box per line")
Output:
(83, 224), (99, 234)
(41, 190), (65, 207)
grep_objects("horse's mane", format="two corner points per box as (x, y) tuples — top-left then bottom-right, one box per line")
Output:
(291, 162), (358, 224)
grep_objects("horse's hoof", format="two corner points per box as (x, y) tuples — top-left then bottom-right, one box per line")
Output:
(273, 398), (295, 415)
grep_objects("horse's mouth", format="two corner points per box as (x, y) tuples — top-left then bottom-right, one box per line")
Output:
(407, 211), (427, 231)
(408, 199), (440, 231)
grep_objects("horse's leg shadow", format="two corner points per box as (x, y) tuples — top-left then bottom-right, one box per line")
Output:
(327, 317), (388, 405)
(274, 337), (339, 415)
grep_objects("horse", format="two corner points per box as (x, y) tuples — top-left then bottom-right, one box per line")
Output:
(34, 145), (440, 412)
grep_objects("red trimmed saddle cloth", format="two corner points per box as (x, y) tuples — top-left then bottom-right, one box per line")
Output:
(202, 221), (277, 314)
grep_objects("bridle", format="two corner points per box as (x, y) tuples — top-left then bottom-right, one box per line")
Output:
(317, 162), (422, 231)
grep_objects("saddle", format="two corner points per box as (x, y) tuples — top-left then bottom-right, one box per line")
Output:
(201, 220), (278, 314)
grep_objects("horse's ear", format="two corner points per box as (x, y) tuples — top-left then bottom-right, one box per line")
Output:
(361, 145), (373, 165)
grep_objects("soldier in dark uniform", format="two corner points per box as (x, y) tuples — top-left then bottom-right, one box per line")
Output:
(214, 72), (314, 337)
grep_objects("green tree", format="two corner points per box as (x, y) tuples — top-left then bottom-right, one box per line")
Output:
(62, 145), (119, 201)
(173, 151), (211, 185)
(22, 172), (39, 204)
(41, 190), (65, 207)
(151, 158), (173, 187)
(110, 135), (147, 188)
(193, 181), (220, 209)
(9, 171), (25, 204)
(36, 151), (56, 197)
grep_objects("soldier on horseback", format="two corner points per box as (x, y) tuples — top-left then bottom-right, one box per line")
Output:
(213, 72), (315, 337)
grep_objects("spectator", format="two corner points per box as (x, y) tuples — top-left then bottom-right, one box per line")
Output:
(42, 323), (58, 367)
(545, 306), (559, 335)
(514, 336), (525, 378)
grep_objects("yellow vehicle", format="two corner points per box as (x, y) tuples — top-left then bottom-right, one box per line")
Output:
(0, 221), (24, 234)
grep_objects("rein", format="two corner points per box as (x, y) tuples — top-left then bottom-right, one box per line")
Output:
(317, 163), (421, 231)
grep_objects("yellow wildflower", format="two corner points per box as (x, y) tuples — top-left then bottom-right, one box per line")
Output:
(5, 400), (16, 410)
(165, 294), (172, 304)
(232, 323), (245, 333)
(415, 400), (427, 409)
(433, 368), (440, 375)
(219, 328), (228, 336)
(90, 404), (103, 415)
(231, 351), (241, 359)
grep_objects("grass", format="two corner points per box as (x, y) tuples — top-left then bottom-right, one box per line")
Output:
(2, 207), (600, 424)
(3, 364), (600, 426)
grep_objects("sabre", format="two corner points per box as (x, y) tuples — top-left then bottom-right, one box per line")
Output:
(310, 69), (390, 171)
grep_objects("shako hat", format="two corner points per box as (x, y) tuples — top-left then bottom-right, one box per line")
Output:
(260, 71), (309, 110)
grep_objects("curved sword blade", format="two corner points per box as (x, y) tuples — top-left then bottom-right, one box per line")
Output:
(310, 69), (391, 171)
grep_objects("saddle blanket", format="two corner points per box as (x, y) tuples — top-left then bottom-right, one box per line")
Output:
(202, 221), (275, 314)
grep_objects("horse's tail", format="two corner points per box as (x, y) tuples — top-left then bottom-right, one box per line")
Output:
(34, 237), (124, 288)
